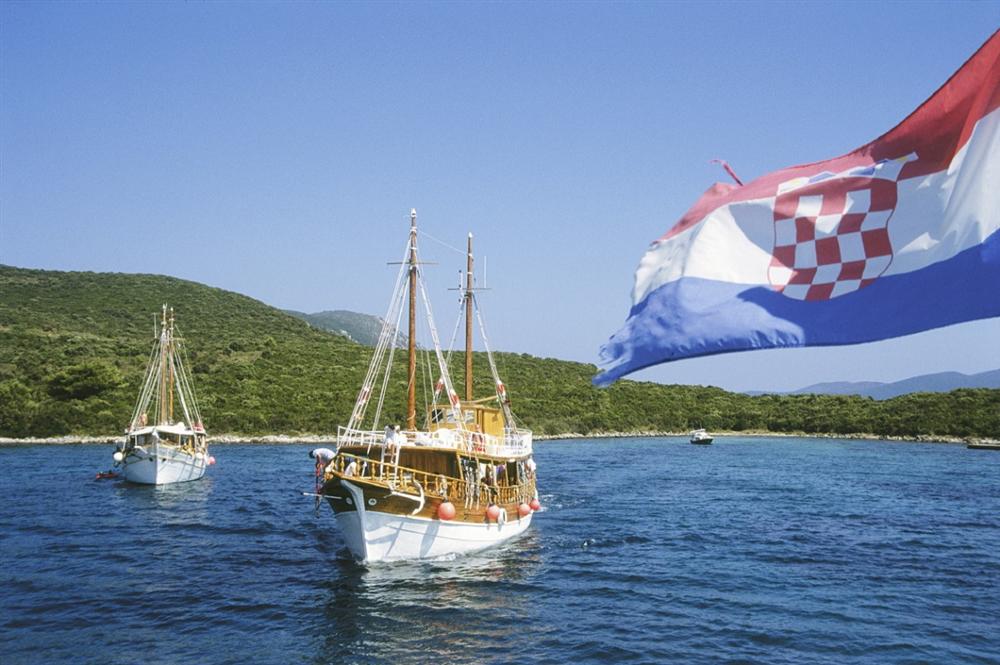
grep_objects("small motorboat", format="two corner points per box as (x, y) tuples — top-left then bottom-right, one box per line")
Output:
(689, 428), (713, 445)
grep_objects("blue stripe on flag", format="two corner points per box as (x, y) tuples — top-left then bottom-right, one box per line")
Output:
(594, 227), (1000, 386)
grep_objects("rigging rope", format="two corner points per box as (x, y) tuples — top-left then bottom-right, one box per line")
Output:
(371, 280), (407, 429)
(174, 324), (203, 425)
(346, 236), (411, 432)
(420, 324), (436, 429)
(417, 229), (466, 256)
(169, 354), (193, 426)
(416, 264), (467, 436)
(434, 298), (465, 403)
(128, 328), (163, 429)
(473, 295), (519, 430)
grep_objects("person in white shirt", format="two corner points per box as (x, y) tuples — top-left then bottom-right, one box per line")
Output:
(310, 448), (335, 463)
(309, 447), (336, 491)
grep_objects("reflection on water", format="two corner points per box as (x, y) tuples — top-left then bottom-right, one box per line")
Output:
(114, 475), (214, 516)
(4, 440), (1000, 665)
(317, 531), (543, 664)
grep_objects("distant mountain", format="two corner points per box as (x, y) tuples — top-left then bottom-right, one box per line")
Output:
(865, 369), (1000, 400)
(284, 309), (397, 347)
(786, 369), (1000, 400)
(788, 381), (887, 396)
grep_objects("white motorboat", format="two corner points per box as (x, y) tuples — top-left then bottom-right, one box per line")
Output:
(689, 428), (713, 445)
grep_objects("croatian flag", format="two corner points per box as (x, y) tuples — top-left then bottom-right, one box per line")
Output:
(595, 31), (1000, 386)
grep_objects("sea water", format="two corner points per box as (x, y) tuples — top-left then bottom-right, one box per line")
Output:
(1, 437), (998, 664)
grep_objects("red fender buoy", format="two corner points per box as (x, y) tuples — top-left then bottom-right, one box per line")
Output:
(518, 502), (531, 518)
(486, 504), (501, 521)
(529, 498), (541, 511)
(438, 501), (456, 521)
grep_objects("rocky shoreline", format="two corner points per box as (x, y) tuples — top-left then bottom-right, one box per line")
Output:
(2, 431), (996, 446)
(0, 434), (338, 446)
(537, 430), (1000, 445)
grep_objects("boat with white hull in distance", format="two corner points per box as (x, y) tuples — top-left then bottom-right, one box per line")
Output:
(690, 428), (713, 445)
(113, 305), (212, 484)
(314, 211), (540, 563)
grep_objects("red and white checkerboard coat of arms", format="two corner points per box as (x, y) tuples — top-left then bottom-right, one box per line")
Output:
(768, 155), (915, 300)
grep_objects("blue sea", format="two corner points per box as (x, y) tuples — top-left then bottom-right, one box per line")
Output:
(2, 436), (999, 664)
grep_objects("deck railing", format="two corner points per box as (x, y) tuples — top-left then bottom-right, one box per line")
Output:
(336, 425), (533, 458)
(327, 452), (537, 507)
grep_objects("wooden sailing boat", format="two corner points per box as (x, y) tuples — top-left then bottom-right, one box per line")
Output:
(316, 211), (540, 562)
(112, 305), (211, 484)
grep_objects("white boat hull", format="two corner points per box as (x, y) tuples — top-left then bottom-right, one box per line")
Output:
(334, 481), (532, 562)
(122, 442), (207, 485)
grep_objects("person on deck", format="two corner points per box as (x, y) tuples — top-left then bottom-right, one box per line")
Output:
(309, 448), (335, 464)
(344, 458), (358, 477)
(309, 448), (336, 487)
(384, 425), (399, 458)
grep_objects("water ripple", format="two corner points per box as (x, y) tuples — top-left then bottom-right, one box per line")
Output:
(2, 438), (999, 664)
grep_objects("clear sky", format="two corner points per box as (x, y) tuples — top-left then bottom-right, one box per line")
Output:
(2, 1), (998, 392)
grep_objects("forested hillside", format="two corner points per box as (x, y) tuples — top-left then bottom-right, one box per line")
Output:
(1, 265), (998, 439)
(284, 309), (390, 347)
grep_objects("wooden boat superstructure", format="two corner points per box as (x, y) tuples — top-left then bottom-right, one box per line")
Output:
(113, 305), (210, 484)
(319, 211), (539, 562)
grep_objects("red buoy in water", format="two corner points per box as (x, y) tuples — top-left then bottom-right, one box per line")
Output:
(208, 456), (216, 466)
(518, 502), (531, 518)
(486, 504), (501, 521)
(529, 498), (541, 511)
(438, 501), (456, 521)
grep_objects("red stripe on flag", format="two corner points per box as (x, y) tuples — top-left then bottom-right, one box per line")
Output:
(660, 30), (1000, 243)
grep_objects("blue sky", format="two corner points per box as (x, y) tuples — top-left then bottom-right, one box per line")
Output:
(2, 1), (998, 392)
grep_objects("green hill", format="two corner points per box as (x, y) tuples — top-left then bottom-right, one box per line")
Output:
(1, 264), (998, 439)
(284, 309), (400, 347)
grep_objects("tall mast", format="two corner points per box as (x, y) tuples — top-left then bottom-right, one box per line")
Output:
(167, 307), (175, 424)
(465, 233), (474, 402)
(407, 209), (417, 431)
(158, 304), (168, 425)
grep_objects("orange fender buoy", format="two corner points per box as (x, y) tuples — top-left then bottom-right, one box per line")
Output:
(438, 501), (456, 521)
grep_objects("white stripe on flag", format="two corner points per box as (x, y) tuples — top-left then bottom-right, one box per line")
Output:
(631, 107), (1000, 308)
